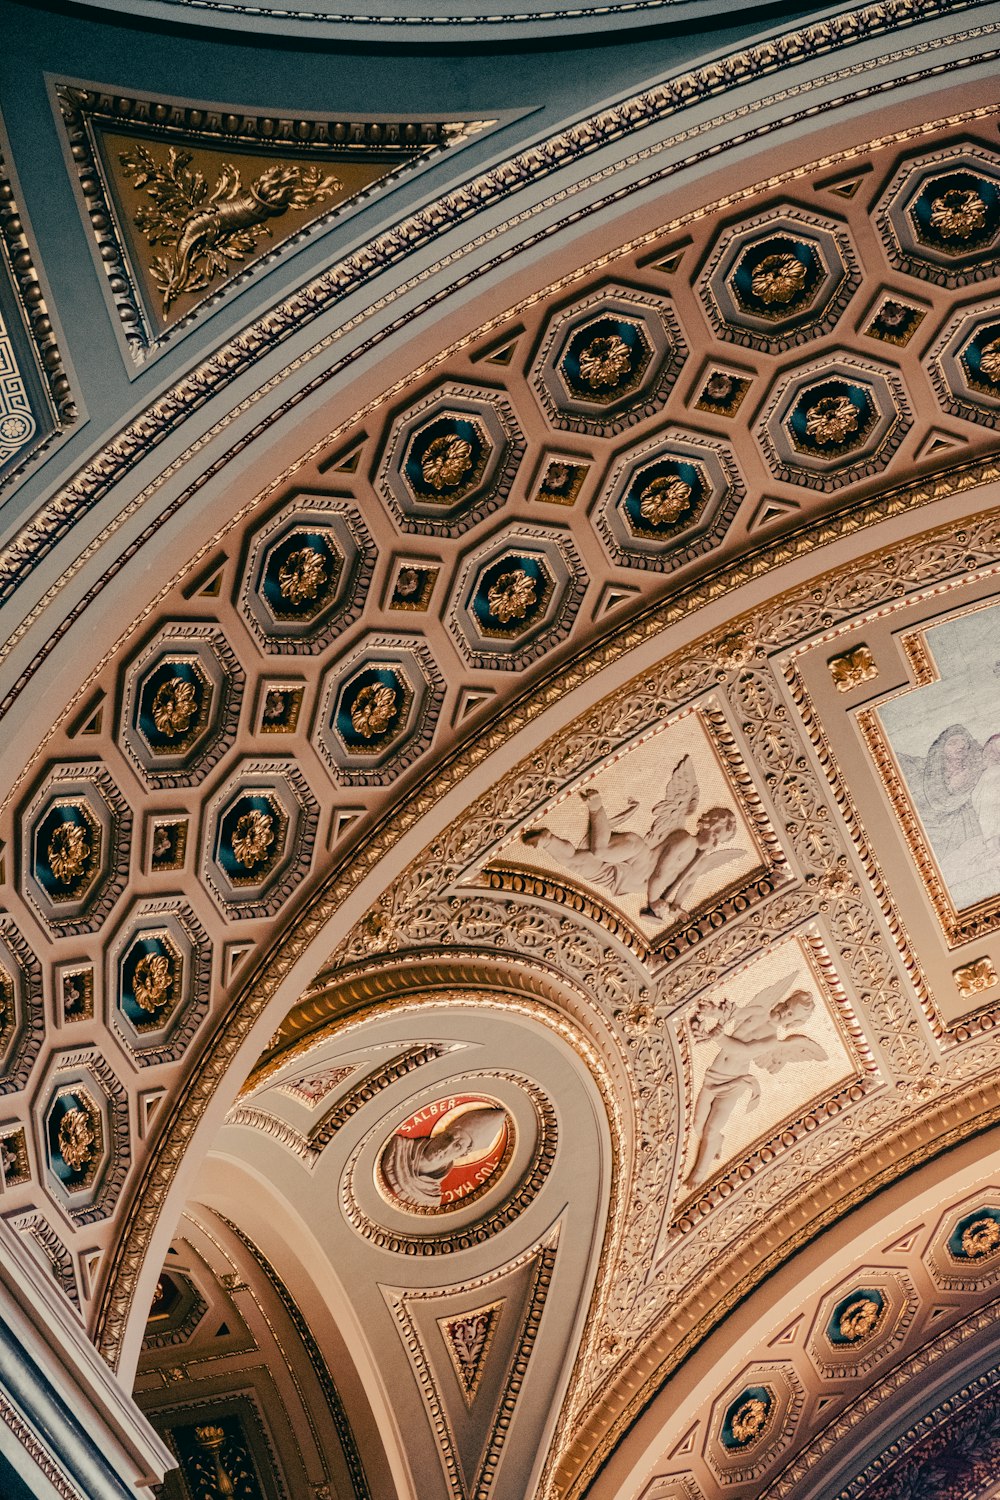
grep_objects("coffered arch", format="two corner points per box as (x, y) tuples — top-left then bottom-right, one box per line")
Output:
(3, 4), (1000, 1499)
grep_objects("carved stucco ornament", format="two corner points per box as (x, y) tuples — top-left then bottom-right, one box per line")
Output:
(979, 337), (1000, 382)
(420, 434), (474, 491)
(805, 393), (860, 445)
(58, 1106), (97, 1173)
(277, 546), (329, 606)
(929, 187), (988, 240)
(119, 146), (341, 311)
(132, 953), (174, 1014)
(47, 824), (90, 886)
(828, 644), (878, 692)
(729, 1396), (770, 1446)
(837, 1295), (883, 1343)
(577, 333), (632, 388)
(750, 252), (807, 305)
(487, 569), (537, 623)
(638, 475), (692, 527)
(961, 1216), (1000, 1259)
(350, 683), (399, 738)
(150, 677), (199, 738)
(231, 809), (275, 869)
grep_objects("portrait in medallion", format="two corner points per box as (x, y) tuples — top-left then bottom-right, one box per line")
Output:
(489, 708), (769, 945)
(376, 1093), (514, 1215)
(863, 600), (1000, 939)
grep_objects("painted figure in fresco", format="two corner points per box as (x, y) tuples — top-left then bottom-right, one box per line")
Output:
(521, 756), (746, 924)
(684, 977), (827, 1188)
(381, 1106), (507, 1209)
(899, 724), (1000, 855)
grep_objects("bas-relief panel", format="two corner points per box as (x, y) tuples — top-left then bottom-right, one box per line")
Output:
(487, 708), (768, 947)
(863, 600), (1000, 941)
(674, 934), (859, 1198)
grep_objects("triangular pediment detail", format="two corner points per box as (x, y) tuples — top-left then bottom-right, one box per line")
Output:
(383, 1223), (559, 1499)
(57, 85), (502, 363)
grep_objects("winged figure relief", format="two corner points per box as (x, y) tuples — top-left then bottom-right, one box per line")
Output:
(521, 754), (746, 924)
(684, 971), (828, 1188)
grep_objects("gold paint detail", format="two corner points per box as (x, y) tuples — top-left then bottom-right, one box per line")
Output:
(577, 333), (632, 389)
(58, 1106), (97, 1172)
(120, 146), (341, 311)
(836, 1295), (883, 1343)
(421, 434), (474, 490)
(350, 683), (398, 738)
(750, 252), (807, 304)
(150, 677), (199, 737)
(48, 823), (90, 885)
(979, 338), (1000, 382)
(638, 476), (692, 526)
(730, 1396), (770, 1446)
(954, 957), (998, 997)
(487, 569), (537, 623)
(133, 952), (174, 1013)
(278, 546), (328, 605)
(929, 187), (988, 240)
(805, 393), (859, 445)
(232, 810), (274, 869)
(961, 1216), (1000, 1259)
(828, 645), (878, 692)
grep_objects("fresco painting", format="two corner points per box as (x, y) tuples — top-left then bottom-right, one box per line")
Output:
(876, 603), (1000, 914)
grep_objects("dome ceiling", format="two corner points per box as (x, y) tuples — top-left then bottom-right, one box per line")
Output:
(3, 3), (1000, 1500)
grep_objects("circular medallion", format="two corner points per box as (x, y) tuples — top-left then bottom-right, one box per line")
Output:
(376, 1093), (514, 1215)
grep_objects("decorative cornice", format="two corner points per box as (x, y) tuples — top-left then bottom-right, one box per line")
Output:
(0, 7), (992, 674)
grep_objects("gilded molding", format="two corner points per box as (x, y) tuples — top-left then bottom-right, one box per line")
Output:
(1, 36), (995, 684)
(0, 1389), (82, 1500)
(55, 83), (490, 364)
(0, 135), (75, 431)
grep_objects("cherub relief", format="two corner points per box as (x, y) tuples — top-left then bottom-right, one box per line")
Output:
(684, 975), (827, 1188)
(521, 754), (745, 924)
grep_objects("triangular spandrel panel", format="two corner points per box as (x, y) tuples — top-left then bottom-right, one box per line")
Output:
(382, 1224), (559, 1500)
(55, 86), (494, 364)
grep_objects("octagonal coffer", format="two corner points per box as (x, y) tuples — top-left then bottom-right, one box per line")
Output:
(377, 383), (524, 536)
(239, 494), (376, 653)
(757, 353), (911, 490)
(699, 204), (860, 351)
(120, 624), (244, 787)
(201, 760), (319, 919)
(20, 765), (131, 936)
(876, 142), (1000, 286)
(448, 525), (586, 671)
(931, 300), (1000, 429)
(108, 900), (211, 1067)
(36, 1048), (129, 1226)
(314, 636), (444, 784)
(595, 427), (744, 571)
(530, 282), (687, 435)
